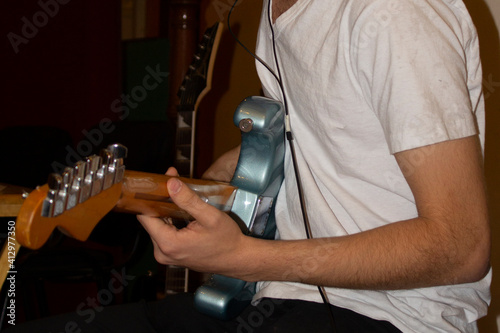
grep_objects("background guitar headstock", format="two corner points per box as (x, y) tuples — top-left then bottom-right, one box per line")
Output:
(175, 22), (223, 178)
(177, 21), (223, 112)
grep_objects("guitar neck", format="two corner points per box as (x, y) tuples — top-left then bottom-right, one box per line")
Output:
(15, 168), (238, 250)
(174, 109), (196, 178)
(114, 170), (237, 220)
(174, 22), (223, 179)
(0, 183), (30, 217)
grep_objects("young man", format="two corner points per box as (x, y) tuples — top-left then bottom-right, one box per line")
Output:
(139, 0), (491, 331)
(8, 0), (490, 331)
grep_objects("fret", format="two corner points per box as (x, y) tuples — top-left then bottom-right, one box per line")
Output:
(175, 128), (193, 146)
(165, 266), (188, 294)
(177, 111), (194, 128)
(176, 145), (192, 159)
(174, 160), (191, 178)
(177, 104), (196, 112)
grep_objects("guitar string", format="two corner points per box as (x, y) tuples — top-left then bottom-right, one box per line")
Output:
(227, 2), (337, 332)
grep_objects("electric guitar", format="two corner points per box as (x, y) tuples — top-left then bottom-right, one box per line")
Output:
(167, 21), (223, 294)
(15, 96), (285, 320)
(174, 21), (222, 178)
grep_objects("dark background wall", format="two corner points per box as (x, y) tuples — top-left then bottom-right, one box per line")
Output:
(1, 0), (122, 144)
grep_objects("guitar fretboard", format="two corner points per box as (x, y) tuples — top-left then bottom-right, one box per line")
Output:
(168, 21), (223, 295)
(175, 110), (195, 177)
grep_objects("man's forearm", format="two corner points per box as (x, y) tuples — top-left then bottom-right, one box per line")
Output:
(222, 136), (490, 290)
(230, 214), (489, 290)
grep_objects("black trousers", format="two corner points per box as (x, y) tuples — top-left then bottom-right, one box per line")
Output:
(4, 294), (401, 333)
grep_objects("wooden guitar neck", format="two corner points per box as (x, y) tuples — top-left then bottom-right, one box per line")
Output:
(15, 169), (237, 250)
(116, 170), (237, 220)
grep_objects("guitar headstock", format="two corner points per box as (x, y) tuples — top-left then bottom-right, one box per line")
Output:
(175, 22), (224, 178)
(177, 21), (223, 111)
(16, 144), (128, 249)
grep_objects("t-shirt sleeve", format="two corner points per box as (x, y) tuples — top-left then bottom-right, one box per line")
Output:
(351, 0), (479, 154)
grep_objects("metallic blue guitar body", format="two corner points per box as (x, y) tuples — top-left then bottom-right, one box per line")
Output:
(194, 96), (284, 320)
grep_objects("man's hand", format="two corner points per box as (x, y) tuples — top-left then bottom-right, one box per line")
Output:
(138, 136), (490, 289)
(137, 167), (248, 275)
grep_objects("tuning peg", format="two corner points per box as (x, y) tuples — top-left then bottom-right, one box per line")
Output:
(100, 149), (114, 190)
(62, 167), (74, 185)
(66, 160), (85, 209)
(41, 173), (63, 217)
(106, 143), (128, 184)
(100, 148), (112, 165)
(47, 173), (63, 191)
(107, 143), (128, 159)
(78, 158), (94, 204)
(87, 155), (101, 172)
(83, 155), (102, 197)
(52, 167), (73, 215)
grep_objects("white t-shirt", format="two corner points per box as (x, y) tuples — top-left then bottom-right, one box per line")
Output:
(253, 0), (491, 331)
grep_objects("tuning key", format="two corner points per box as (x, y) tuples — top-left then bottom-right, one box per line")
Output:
(90, 155), (104, 196)
(79, 156), (98, 203)
(84, 155), (102, 197)
(67, 160), (85, 209)
(100, 149), (114, 190)
(41, 173), (63, 217)
(78, 159), (91, 203)
(107, 144), (128, 184)
(107, 143), (128, 160)
(52, 167), (73, 216)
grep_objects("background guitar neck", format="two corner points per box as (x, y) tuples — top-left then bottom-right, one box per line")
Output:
(174, 21), (222, 178)
(168, 21), (223, 293)
(174, 110), (196, 178)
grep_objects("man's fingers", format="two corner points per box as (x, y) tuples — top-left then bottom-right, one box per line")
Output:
(165, 167), (179, 177)
(137, 215), (165, 235)
(167, 177), (219, 223)
(138, 215), (174, 245)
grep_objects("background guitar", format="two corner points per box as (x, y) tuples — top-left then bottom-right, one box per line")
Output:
(166, 21), (223, 294)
